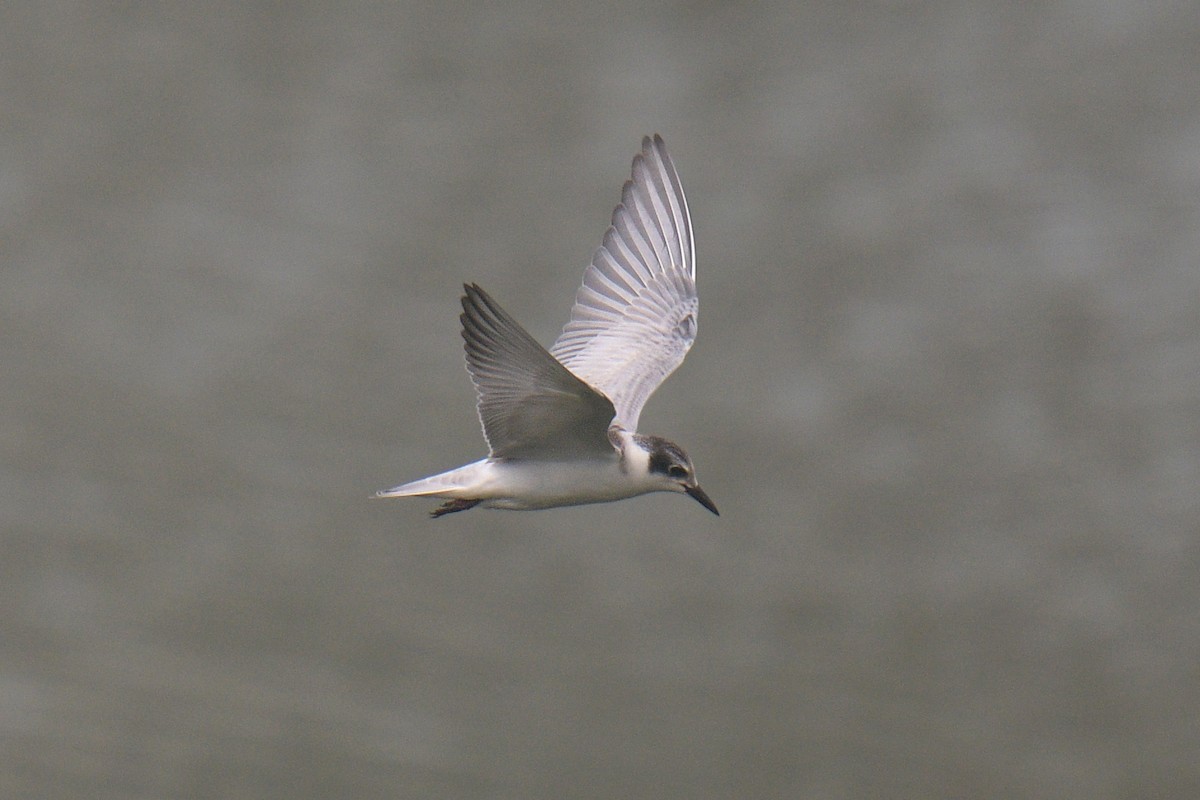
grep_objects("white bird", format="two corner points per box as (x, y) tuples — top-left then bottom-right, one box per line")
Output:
(376, 135), (717, 518)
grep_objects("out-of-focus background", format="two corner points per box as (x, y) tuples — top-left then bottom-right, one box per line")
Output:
(4, 2), (1199, 797)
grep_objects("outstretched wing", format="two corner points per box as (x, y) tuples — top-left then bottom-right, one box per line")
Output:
(550, 134), (697, 432)
(460, 283), (616, 460)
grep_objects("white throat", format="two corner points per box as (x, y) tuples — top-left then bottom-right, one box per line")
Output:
(611, 427), (653, 480)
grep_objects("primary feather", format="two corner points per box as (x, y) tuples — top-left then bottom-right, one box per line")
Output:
(550, 134), (697, 431)
(460, 283), (615, 459)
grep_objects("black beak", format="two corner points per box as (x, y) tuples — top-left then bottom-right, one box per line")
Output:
(685, 484), (720, 516)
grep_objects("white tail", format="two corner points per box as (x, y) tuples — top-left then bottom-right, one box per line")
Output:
(373, 460), (489, 499)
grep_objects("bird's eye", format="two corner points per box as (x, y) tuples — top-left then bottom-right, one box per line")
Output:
(668, 465), (688, 479)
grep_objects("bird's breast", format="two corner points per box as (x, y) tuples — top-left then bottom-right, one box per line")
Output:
(480, 457), (656, 510)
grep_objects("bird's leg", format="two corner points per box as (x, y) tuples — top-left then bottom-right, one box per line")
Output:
(430, 498), (481, 518)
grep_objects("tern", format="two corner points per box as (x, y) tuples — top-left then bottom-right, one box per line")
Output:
(376, 135), (717, 518)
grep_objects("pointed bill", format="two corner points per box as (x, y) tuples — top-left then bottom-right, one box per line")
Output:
(685, 484), (719, 515)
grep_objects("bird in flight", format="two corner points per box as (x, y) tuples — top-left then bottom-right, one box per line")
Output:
(376, 135), (717, 518)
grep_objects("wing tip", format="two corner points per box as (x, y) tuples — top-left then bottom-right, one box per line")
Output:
(461, 282), (484, 304)
(460, 282), (499, 327)
(643, 133), (671, 162)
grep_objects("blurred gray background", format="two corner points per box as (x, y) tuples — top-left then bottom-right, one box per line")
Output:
(4, 1), (1199, 797)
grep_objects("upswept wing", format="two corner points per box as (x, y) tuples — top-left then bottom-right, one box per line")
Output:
(550, 134), (697, 432)
(460, 283), (616, 460)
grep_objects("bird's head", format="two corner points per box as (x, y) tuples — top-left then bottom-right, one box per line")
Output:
(636, 434), (719, 515)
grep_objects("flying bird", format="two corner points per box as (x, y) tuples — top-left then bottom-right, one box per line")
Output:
(376, 135), (717, 518)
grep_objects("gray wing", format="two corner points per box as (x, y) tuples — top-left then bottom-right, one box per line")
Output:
(549, 134), (697, 432)
(460, 283), (617, 460)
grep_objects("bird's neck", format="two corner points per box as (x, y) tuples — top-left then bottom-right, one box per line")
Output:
(610, 426), (652, 478)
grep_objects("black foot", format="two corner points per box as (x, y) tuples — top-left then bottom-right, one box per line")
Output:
(430, 498), (481, 518)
